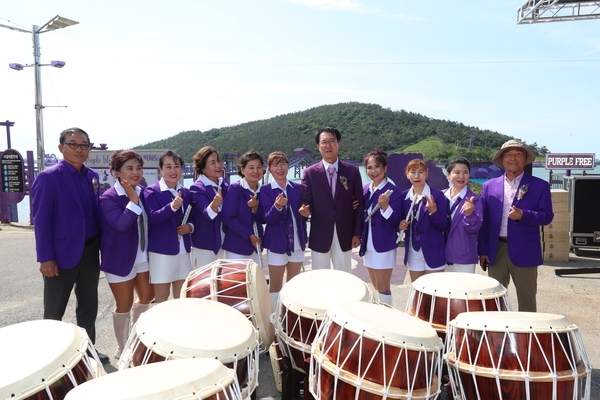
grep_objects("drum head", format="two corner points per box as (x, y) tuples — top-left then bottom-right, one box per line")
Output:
(411, 272), (507, 299)
(182, 259), (274, 351)
(0, 320), (90, 399)
(449, 311), (575, 333)
(134, 298), (258, 362)
(64, 358), (240, 400)
(326, 301), (443, 351)
(279, 270), (372, 317)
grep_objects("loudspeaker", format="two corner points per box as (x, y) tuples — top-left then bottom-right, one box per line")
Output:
(570, 176), (600, 249)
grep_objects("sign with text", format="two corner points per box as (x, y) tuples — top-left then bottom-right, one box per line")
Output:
(1, 149), (25, 193)
(545, 153), (596, 170)
(84, 149), (168, 195)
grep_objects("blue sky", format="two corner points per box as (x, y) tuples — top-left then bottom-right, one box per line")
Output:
(1, 0), (599, 159)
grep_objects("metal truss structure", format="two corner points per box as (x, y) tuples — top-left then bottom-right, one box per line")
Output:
(517, 1), (600, 24)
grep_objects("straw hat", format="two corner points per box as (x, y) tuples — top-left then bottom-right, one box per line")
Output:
(492, 139), (536, 168)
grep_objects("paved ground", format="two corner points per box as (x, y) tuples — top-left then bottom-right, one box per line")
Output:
(1, 222), (598, 399)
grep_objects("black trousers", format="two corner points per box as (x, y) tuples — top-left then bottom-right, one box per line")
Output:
(43, 237), (100, 343)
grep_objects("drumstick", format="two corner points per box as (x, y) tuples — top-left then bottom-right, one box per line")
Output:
(181, 204), (192, 226)
(365, 189), (393, 222)
(406, 193), (421, 223)
(178, 204), (192, 239)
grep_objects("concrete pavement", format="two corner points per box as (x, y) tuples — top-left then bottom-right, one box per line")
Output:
(1, 222), (598, 399)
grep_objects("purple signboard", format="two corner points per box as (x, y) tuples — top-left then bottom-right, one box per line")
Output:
(545, 153), (595, 170)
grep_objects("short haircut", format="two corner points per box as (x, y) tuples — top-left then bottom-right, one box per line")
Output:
(405, 159), (427, 174)
(159, 150), (184, 169)
(315, 126), (341, 144)
(108, 150), (144, 176)
(445, 156), (471, 173)
(237, 149), (264, 177)
(267, 151), (288, 168)
(193, 146), (220, 174)
(59, 127), (89, 145)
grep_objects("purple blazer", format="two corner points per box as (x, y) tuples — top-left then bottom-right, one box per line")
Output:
(478, 173), (553, 267)
(189, 178), (230, 255)
(300, 160), (363, 253)
(31, 160), (100, 270)
(222, 181), (265, 256)
(444, 187), (483, 264)
(99, 186), (144, 276)
(401, 187), (448, 269)
(259, 181), (308, 254)
(361, 181), (402, 253)
(141, 182), (193, 255)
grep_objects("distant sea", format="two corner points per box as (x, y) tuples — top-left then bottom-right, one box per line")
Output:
(13, 166), (600, 224)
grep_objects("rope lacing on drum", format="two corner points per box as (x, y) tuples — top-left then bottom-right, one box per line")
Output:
(314, 315), (441, 400)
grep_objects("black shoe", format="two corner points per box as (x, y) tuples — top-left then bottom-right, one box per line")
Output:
(96, 351), (110, 364)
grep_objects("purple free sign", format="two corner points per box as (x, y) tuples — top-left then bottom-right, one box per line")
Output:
(545, 153), (595, 170)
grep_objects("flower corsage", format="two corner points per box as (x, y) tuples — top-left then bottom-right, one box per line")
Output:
(339, 176), (348, 190)
(517, 184), (529, 200)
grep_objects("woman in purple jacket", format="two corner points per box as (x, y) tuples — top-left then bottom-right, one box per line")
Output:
(359, 149), (402, 306)
(259, 151), (308, 312)
(222, 150), (265, 264)
(189, 146), (229, 269)
(99, 150), (154, 358)
(141, 150), (193, 303)
(443, 157), (483, 273)
(399, 159), (448, 282)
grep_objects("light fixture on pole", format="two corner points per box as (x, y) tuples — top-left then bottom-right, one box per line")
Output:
(1, 15), (78, 173)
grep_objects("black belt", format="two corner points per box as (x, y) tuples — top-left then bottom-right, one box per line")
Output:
(85, 234), (99, 246)
(499, 237), (507, 243)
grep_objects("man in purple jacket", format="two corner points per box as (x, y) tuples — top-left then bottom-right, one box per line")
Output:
(478, 139), (553, 312)
(300, 127), (363, 271)
(31, 127), (108, 363)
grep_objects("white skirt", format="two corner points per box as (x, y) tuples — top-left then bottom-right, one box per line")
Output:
(406, 245), (446, 272)
(148, 252), (192, 284)
(363, 248), (396, 270)
(267, 249), (305, 266)
(191, 247), (226, 270)
(227, 250), (261, 265)
(105, 262), (150, 284)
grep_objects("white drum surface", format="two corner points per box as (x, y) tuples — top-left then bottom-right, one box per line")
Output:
(127, 298), (257, 362)
(0, 319), (103, 399)
(325, 301), (443, 350)
(279, 269), (372, 317)
(64, 358), (242, 400)
(410, 272), (506, 299)
(181, 259), (274, 351)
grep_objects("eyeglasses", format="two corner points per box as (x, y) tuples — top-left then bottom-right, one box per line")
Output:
(64, 142), (91, 150)
(319, 139), (338, 147)
(502, 151), (525, 159)
(271, 162), (288, 170)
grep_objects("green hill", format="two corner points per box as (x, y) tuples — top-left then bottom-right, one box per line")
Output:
(134, 102), (548, 163)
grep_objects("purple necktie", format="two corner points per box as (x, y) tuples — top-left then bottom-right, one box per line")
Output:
(359, 190), (376, 257)
(448, 196), (462, 223)
(285, 205), (294, 256)
(139, 213), (145, 252)
(327, 165), (336, 198)
(412, 197), (422, 251)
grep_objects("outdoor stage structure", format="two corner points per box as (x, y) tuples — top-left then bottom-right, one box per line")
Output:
(517, 0), (600, 24)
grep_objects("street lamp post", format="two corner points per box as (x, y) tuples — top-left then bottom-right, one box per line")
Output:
(1, 15), (78, 173)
